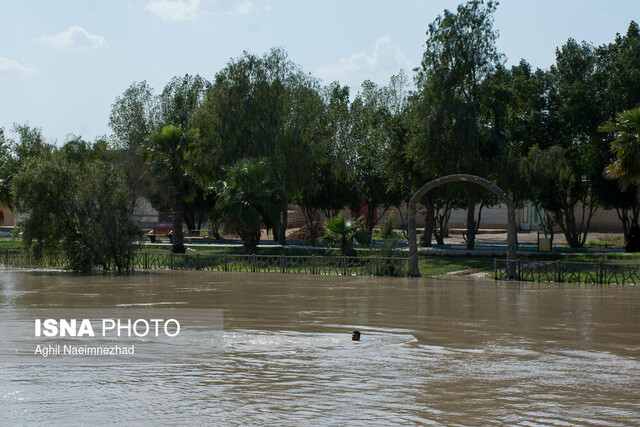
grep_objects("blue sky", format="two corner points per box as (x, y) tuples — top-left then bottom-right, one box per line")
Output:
(2, 0), (639, 144)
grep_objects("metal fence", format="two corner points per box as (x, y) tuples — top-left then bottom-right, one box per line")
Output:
(495, 259), (640, 285)
(0, 250), (410, 277)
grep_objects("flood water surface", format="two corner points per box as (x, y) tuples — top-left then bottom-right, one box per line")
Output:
(2, 270), (640, 425)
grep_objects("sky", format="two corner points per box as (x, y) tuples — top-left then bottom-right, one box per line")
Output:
(2, 0), (640, 145)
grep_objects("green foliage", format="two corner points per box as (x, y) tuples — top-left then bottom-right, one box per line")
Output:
(195, 48), (326, 243)
(370, 239), (406, 276)
(142, 125), (200, 253)
(0, 124), (54, 211)
(109, 81), (157, 209)
(9, 123), (54, 163)
(293, 155), (353, 244)
(602, 107), (640, 188)
(157, 74), (210, 129)
(344, 80), (398, 232)
(376, 212), (403, 240)
(521, 145), (594, 247)
(157, 74), (212, 232)
(320, 213), (369, 256)
(412, 0), (504, 249)
(12, 16), (640, 264)
(597, 21), (640, 114)
(0, 130), (13, 219)
(415, 0), (503, 176)
(13, 151), (141, 272)
(214, 158), (284, 254)
(109, 81), (157, 149)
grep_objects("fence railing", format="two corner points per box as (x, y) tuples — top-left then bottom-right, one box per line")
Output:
(0, 250), (410, 277)
(6, 249), (637, 284)
(495, 259), (640, 285)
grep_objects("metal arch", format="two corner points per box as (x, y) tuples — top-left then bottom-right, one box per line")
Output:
(407, 174), (518, 279)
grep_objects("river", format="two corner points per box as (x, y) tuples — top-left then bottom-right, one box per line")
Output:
(2, 270), (640, 425)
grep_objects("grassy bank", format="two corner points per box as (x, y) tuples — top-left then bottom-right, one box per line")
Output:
(1, 237), (639, 280)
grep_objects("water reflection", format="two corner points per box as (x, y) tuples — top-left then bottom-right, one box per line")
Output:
(2, 270), (640, 424)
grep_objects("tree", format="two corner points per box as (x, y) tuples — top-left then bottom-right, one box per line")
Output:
(597, 21), (640, 115)
(195, 48), (324, 244)
(0, 124), (54, 218)
(13, 149), (141, 272)
(346, 78), (414, 235)
(214, 158), (284, 254)
(9, 123), (54, 163)
(414, 0), (504, 249)
(157, 74), (212, 232)
(602, 107), (640, 188)
(292, 82), (357, 245)
(142, 125), (200, 253)
(109, 81), (157, 211)
(545, 38), (606, 246)
(591, 22), (640, 241)
(292, 157), (352, 245)
(522, 145), (594, 247)
(157, 74), (210, 129)
(0, 128), (13, 223)
(320, 213), (369, 256)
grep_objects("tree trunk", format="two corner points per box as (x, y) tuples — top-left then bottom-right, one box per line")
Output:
(184, 211), (195, 234)
(434, 204), (451, 245)
(421, 196), (434, 247)
(396, 206), (409, 238)
(554, 201), (597, 248)
(278, 198), (288, 245)
(302, 207), (318, 245)
(365, 205), (376, 234)
(474, 203), (484, 236)
(208, 220), (222, 240)
(341, 238), (353, 257)
(433, 207), (445, 246)
(465, 184), (476, 250)
(171, 202), (186, 254)
(196, 211), (204, 230)
(240, 229), (260, 254)
(617, 207), (640, 242)
(618, 207), (630, 241)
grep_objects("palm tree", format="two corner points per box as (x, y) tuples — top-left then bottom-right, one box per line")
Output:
(321, 213), (369, 256)
(142, 125), (199, 253)
(602, 107), (640, 189)
(214, 158), (284, 254)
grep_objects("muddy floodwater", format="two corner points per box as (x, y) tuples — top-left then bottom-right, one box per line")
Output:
(2, 270), (640, 425)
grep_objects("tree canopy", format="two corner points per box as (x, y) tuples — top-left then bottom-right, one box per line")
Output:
(5, 3), (640, 260)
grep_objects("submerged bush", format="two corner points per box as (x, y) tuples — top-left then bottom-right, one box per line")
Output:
(13, 155), (142, 272)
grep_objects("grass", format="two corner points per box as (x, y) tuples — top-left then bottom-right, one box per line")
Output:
(148, 243), (343, 257)
(0, 239), (23, 250)
(584, 234), (625, 248)
(417, 256), (494, 277)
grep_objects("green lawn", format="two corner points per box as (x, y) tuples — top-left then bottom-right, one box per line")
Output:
(0, 239), (23, 250)
(417, 256), (495, 277)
